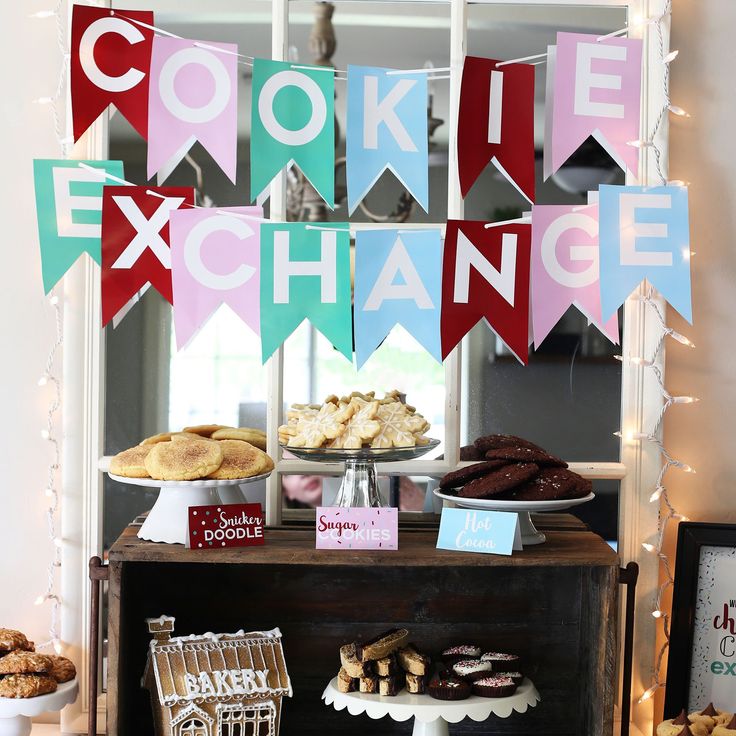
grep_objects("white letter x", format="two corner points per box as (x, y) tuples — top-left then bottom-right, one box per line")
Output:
(111, 195), (185, 269)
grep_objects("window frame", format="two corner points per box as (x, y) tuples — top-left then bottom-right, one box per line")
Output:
(61, 1), (670, 734)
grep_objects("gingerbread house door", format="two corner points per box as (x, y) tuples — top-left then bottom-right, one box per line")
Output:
(216, 701), (276, 736)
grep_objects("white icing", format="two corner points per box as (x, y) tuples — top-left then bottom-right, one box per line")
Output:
(475, 675), (515, 686)
(480, 652), (519, 662)
(452, 660), (492, 676)
(442, 645), (481, 657)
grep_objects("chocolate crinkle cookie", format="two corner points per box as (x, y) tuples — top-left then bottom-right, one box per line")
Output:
(483, 446), (567, 467)
(473, 434), (545, 453)
(458, 463), (540, 499)
(498, 467), (592, 501)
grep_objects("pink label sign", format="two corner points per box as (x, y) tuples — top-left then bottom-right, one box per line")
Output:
(315, 507), (398, 550)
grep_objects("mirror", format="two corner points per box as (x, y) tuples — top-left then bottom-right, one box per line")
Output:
(103, 1), (627, 551)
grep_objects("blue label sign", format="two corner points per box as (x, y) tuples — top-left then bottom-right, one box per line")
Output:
(436, 508), (522, 556)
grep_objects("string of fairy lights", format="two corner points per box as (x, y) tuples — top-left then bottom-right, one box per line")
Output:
(611, 0), (698, 706)
(30, 0), (691, 706)
(30, 0), (79, 656)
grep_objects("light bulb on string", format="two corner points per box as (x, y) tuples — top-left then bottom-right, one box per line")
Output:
(34, 595), (46, 606)
(52, 639), (62, 655)
(38, 375), (48, 387)
(48, 295), (59, 306)
(627, 139), (653, 149)
(669, 330), (695, 348)
(663, 50), (680, 63)
(41, 429), (50, 440)
(639, 684), (658, 703)
(652, 610), (663, 619)
(44, 487), (54, 498)
(669, 104), (690, 118)
(649, 486), (664, 503)
(53, 537), (63, 548)
(29, 10), (56, 18)
(642, 542), (656, 553)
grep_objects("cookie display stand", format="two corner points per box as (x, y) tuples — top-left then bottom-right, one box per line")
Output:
(433, 489), (595, 546)
(0, 679), (78, 736)
(322, 677), (540, 736)
(107, 472), (272, 544)
(283, 440), (440, 507)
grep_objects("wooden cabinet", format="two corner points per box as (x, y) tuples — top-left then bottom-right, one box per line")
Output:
(107, 516), (618, 736)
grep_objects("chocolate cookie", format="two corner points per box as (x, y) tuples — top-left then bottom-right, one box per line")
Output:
(459, 445), (484, 461)
(458, 463), (539, 499)
(428, 674), (471, 700)
(484, 446), (567, 467)
(500, 467), (591, 502)
(474, 434), (545, 453)
(439, 460), (509, 490)
(472, 675), (518, 698)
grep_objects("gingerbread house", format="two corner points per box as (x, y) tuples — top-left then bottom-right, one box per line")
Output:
(142, 616), (292, 736)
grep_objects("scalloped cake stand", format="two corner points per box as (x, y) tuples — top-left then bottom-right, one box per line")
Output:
(107, 472), (272, 545)
(322, 677), (539, 736)
(0, 680), (78, 736)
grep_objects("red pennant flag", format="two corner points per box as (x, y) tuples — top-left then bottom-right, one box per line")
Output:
(458, 57), (535, 203)
(441, 220), (531, 364)
(101, 186), (194, 326)
(71, 5), (154, 142)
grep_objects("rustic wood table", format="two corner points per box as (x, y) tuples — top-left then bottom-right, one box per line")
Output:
(106, 515), (618, 736)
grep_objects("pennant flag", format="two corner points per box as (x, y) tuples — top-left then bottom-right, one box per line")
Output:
(458, 57), (535, 203)
(531, 204), (618, 348)
(170, 207), (263, 349)
(101, 185), (194, 326)
(33, 159), (125, 293)
(441, 220), (531, 364)
(71, 5), (154, 142)
(346, 66), (428, 214)
(354, 229), (442, 369)
(599, 184), (692, 323)
(260, 223), (352, 363)
(148, 37), (238, 184)
(544, 32), (642, 180)
(251, 60), (334, 207)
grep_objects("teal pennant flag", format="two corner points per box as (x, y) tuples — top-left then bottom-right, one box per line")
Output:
(33, 159), (125, 293)
(251, 59), (335, 208)
(260, 223), (352, 363)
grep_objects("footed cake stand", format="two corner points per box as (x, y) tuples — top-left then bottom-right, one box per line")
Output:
(322, 677), (539, 736)
(108, 472), (272, 544)
(283, 440), (440, 507)
(433, 489), (595, 546)
(0, 680), (78, 736)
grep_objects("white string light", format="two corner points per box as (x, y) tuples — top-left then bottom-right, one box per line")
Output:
(31, 0), (71, 654)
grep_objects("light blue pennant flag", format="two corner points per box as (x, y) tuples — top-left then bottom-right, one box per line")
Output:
(599, 184), (692, 323)
(33, 159), (125, 293)
(251, 59), (335, 207)
(354, 228), (442, 368)
(259, 223), (352, 363)
(346, 66), (428, 215)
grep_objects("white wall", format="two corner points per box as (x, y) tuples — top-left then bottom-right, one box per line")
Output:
(0, 3), (67, 646)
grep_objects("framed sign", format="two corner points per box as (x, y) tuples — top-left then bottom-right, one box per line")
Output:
(665, 522), (736, 717)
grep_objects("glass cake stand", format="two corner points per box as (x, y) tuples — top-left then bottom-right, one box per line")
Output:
(108, 472), (272, 544)
(322, 676), (539, 736)
(433, 489), (595, 545)
(283, 440), (440, 507)
(0, 680), (78, 736)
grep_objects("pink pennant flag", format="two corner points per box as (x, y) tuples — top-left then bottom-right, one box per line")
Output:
(170, 207), (263, 349)
(531, 204), (618, 348)
(148, 36), (238, 184)
(544, 32), (642, 180)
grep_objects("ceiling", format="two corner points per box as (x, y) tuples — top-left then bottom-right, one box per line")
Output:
(109, 1), (626, 146)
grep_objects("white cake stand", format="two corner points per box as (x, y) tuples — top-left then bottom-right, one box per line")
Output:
(0, 680), (78, 736)
(322, 677), (539, 736)
(433, 490), (595, 546)
(108, 472), (272, 545)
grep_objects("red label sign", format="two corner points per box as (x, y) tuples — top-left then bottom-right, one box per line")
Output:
(188, 503), (264, 549)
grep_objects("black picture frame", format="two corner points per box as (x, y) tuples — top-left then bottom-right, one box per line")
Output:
(664, 522), (736, 718)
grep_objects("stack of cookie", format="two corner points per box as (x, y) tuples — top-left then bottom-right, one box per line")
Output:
(657, 704), (736, 736)
(110, 424), (274, 482)
(280, 391), (431, 449)
(441, 434), (591, 502)
(336, 628), (431, 696)
(428, 644), (524, 699)
(0, 628), (75, 699)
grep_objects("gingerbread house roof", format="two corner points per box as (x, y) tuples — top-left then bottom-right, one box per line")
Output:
(144, 622), (292, 707)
